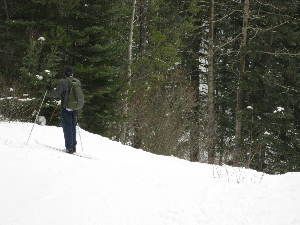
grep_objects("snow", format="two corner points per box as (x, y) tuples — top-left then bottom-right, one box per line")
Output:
(38, 37), (46, 41)
(0, 97), (35, 102)
(0, 122), (299, 225)
(274, 106), (284, 113)
(18, 98), (36, 102)
(36, 74), (43, 80)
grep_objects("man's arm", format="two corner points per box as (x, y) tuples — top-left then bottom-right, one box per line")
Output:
(48, 79), (65, 98)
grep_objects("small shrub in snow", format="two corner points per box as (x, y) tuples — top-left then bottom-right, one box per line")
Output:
(37, 116), (47, 126)
(0, 84), (38, 122)
(36, 75), (43, 80)
(273, 107), (284, 113)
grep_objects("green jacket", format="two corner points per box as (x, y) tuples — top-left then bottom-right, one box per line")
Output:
(49, 77), (84, 111)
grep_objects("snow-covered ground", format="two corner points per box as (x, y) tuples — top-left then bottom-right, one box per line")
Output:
(0, 122), (299, 225)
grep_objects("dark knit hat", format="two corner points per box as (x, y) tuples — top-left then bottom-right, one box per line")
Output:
(64, 66), (73, 77)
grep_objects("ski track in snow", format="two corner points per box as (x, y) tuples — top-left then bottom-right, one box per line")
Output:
(0, 122), (299, 225)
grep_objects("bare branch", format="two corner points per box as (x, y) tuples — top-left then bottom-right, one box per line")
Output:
(249, 29), (259, 41)
(248, 20), (289, 40)
(256, 10), (294, 19)
(214, 10), (242, 23)
(255, 51), (300, 57)
(247, 20), (289, 42)
(215, 33), (242, 51)
(260, 21), (289, 32)
(265, 79), (300, 93)
(254, 0), (282, 11)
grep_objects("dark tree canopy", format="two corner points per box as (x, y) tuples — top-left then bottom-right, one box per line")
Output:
(0, 0), (299, 174)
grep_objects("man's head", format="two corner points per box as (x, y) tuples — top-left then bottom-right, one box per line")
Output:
(64, 66), (73, 77)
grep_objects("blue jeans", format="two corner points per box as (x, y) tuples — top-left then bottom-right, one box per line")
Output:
(61, 108), (77, 151)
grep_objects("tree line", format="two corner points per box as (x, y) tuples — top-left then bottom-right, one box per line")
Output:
(0, 0), (299, 174)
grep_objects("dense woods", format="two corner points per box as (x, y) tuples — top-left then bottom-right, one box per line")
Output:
(0, 0), (299, 174)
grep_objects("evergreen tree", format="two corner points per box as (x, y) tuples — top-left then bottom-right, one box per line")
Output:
(0, 0), (299, 173)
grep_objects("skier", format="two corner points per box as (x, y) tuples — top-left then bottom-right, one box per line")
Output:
(48, 66), (84, 154)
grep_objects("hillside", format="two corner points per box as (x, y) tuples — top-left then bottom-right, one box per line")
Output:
(0, 122), (299, 225)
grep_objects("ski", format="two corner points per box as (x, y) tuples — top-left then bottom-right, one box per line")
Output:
(34, 141), (93, 159)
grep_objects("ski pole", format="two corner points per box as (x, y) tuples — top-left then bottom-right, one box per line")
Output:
(77, 124), (84, 152)
(26, 90), (48, 144)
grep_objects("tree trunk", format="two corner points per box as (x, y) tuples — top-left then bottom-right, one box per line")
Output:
(138, 0), (148, 56)
(234, 0), (250, 164)
(3, 0), (9, 20)
(121, 0), (137, 144)
(207, 0), (216, 164)
(190, 109), (200, 162)
(132, 0), (149, 149)
(190, 55), (201, 161)
(127, 0), (137, 80)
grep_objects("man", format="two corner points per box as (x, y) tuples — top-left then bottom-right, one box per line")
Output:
(48, 66), (84, 154)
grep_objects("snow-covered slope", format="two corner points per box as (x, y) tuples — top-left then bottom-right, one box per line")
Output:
(0, 122), (299, 225)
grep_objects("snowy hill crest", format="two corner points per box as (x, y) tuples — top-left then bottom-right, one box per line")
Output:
(0, 122), (299, 225)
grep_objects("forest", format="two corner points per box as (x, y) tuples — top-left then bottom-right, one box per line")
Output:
(0, 0), (299, 174)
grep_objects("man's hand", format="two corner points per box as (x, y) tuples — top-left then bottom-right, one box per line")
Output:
(46, 83), (53, 90)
